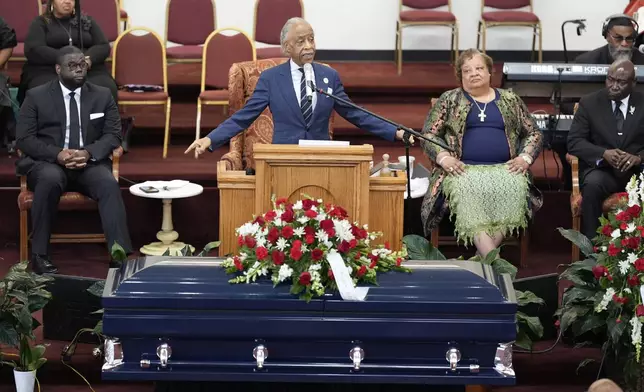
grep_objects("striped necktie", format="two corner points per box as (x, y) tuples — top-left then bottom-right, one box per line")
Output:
(299, 68), (313, 128)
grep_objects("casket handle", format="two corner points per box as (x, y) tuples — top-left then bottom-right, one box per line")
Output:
(253, 344), (268, 369)
(349, 346), (364, 371)
(445, 348), (461, 372)
(156, 342), (172, 368)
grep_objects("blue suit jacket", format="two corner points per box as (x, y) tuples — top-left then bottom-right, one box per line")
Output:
(207, 61), (396, 150)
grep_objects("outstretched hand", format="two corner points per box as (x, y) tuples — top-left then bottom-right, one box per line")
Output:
(395, 129), (414, 144)
(185, 137), (212, 158)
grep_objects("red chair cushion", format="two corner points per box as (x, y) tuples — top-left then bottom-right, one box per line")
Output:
(570, 193), (627, 218)
(400, 10), (456, 22)
(166, 45), (203, 60)
(199, 89), (228, 101)
(117, 91), (168, 102)
(11, 42), (24, 58)
(482, 11), (539, 22)
(18, 191), (98, 212)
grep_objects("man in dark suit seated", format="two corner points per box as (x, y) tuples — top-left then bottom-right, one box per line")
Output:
(568, 59), (644, 240)
(16, 46), (132, 274)
(575, 14), (644, 64)
(186, 17), (409, 156)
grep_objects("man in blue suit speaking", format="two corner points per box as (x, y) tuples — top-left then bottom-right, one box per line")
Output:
(186, 17), (408, 156)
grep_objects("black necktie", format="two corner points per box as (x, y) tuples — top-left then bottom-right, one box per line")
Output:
(614, 100), (624, 134)
(68, 91), (81, 149)
(299, 68), (313, 128)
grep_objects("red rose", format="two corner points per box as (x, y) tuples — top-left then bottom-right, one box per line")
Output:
(320, 219), (334, 231)
(602, 225), (613, 236)
(292, 239), (302, 249)
(255, 246), (268, 260)
(396, 257), (402, 266)
(628, 237), (641, 249)
(329, 206), (348, 219)
(299, 272), (311, 286)
(635, 258), (644, 271)
(302, 199), (318, 210)
(613, 294), (629, 305)
(354, 253), (361, 260)
(369, 259), (378, 269)
(338, 241), (351, 253)
(281, 209), (295, 223)
(349, 239), (358, 249)
(275, 197), (289, 206)
(271, 250), (285, 265)
(628, 275), (640, 286)
(281, 226), (294, 239)
(305, 234), (315, 244)
(629, 205), (643, 217)
(305, 209), (318, 218)
(311, 249), (324, 261)
(264, 210), (277, 221)
(244, 235), (256, 248)
(592, 265), (609, 279)
(637, 304), (644, 317)
(326, 228), (336, 238)
(290, 247), (303, 261)
(608, 243), (620, 257)
(369, 254), (379, 264)
(233, 256), (244, 271)
(384, 241), (390, 250)
(267, 227), (280, 244)
(621, 238), (630, 247)
(328, 270), (334, 280)
(620, 223), (628, 231)
(254, 216), (265, 226)
(356, 265), (367, 277)
(237, 235), (245, 246)
(304, 226), (315, 236)
(616, 211), (631, 222)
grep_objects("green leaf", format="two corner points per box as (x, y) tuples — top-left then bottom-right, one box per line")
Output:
(197, 241), (221, 257)
(607, 317), (627, 344)
(110, 242), (127, 262)
(560, 268), (594, 287)
(558, 228), (594, 258)
(491, 258), (517, 281)
(0, 320), (19, 347)
(87, 280), (106, 297)
(516, 290), (546, 307)
(562, 286), (598, 305)
(8, 291), (28, 305)
(91, 309), (104, 315)
(576, 358), (595, 374)
(576, 314), (606, 336)
(402, 234), (446, 260)
(180, 245), (192, 256)
(560, 305), (590, 333)
(26, 357), (47, 371)
(93, 320), (103, 334)
(514, 328), (533, 350)
(517, 311), (544, 338)
(15, 306), (32, 334)
(482, 248), (501, 265)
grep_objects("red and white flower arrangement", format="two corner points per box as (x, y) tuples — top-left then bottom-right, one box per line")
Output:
(222, 195), (410, 301)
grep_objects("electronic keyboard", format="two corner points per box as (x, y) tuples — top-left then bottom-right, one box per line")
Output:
(532, 113), (574, 146)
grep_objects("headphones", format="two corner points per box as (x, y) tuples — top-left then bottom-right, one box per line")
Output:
(602, 13), (639, 38)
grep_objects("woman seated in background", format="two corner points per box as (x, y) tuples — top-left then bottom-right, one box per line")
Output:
(17, 0), (117, 104)
(0, 17), (17, 153)
(420, 49), (543, 258)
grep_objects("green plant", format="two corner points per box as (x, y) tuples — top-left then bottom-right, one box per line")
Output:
(0, 261), (53, 371)
(402, 234), (545, 350)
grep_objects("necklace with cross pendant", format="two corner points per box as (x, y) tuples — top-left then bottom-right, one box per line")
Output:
(478, 111), (487, 122)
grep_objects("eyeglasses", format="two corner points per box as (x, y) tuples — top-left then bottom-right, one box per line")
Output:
(608, 33), (635, 43)
(66, 61), (88, 71)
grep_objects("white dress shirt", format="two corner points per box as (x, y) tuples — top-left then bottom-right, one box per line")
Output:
(59, 82), (84, 149)
(290, 59), (317, 112)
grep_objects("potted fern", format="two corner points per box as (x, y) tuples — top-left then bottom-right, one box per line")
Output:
(0, 261), (53, 392)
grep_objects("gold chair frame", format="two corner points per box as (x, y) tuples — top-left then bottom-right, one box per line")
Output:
(476, 0), (542, 63)
(195, 27), (256, 145)
(164, 0), (217, 64)
(112, 27), (171, 158)
(395, 0), (459, 75)
(118, 0), (129, 31)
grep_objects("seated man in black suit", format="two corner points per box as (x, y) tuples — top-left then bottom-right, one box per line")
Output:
(568, 59), (644, 240)
(575, 14), (643, 64)
(16, 46), (132, 274)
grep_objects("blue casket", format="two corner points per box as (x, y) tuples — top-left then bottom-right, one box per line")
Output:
(100, 257), (517, 386)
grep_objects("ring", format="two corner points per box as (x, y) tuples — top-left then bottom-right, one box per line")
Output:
(628, 161), (631, 165)
(449, 167), (454, 172)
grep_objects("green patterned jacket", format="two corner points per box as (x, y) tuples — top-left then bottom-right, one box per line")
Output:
(419, 87), (544, 236)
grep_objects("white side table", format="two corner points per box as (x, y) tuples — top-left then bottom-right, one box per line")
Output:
(130, 182), (204, 256)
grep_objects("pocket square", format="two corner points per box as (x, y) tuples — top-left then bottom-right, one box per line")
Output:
(326, 87), (333, 95)
(90, 112), (104, 120)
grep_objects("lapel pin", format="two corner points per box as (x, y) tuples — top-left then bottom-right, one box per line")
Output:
(323, 77), (329, 84)
(630, 106), (636, 115)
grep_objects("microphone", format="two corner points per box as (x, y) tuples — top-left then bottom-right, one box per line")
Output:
(303, 63), (314, 101)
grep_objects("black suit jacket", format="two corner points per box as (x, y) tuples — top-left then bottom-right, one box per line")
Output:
(15, 80), (121, 175)
(567, 89), (644, 179)
(574, 44), (644, 64)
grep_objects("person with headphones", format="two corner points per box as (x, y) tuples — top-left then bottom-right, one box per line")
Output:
(575, 14), (644, 64)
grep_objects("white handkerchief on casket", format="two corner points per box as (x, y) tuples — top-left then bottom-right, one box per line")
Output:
(326, 250), (369, 301)
(139, 180), (189, 191)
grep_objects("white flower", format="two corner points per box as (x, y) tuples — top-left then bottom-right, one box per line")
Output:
(277, 264), (294, 282)
(316, 229), (329, 243)
(293, 201), (303, 210)
(630, 316), (642, 348)
(276, 237), (289, 251)
(309, 264), (322, 272)
(626, 223), (637, 233)
(628, 252), (638, 265)
(317, 199), (323, 203)
(333, 219), (355, 242)
(596, 288), (616, 312)
(293, 227), (305, 237)
(273, 217), (284, 227)
(625, 288), (633, 294)
(611, 229), (622, 239)
(239, 252), (248, 261)
(297, 217), (309, 225)
(602, 246), (607, 252)
(315, 212), (327, 221)
(619, 259), (631, 276)
(236, 222), (260, 237)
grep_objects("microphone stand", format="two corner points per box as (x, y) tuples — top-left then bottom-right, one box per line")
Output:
(311, 83), (454, 200)
(561, 19), (586, 63)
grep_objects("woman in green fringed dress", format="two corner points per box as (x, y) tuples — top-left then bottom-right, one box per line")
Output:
(420, 49), (544, 257)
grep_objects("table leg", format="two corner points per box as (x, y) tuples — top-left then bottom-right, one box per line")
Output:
(140, 199), (195, 256)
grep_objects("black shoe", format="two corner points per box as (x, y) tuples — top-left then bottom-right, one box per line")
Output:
(31, 255), (58, 275)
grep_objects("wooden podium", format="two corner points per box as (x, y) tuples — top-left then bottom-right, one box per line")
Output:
(217, 144), (407, 256)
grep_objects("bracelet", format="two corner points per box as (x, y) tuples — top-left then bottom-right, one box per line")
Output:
(437, 155), (449, 167)
(520, 154), (533, 165)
